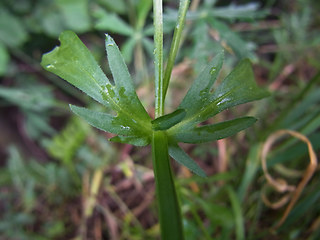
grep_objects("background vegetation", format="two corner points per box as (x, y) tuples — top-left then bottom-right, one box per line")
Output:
(0, 0), (319, 239)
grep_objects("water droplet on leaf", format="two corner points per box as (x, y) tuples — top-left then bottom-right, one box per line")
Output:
(210, 67), (216, 75)
(120, 125), (131, 130)
(46, 64), (55, 69)
(200, 89), (207, 96)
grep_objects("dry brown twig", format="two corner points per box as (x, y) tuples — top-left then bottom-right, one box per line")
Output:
(261, 129), (318, 230)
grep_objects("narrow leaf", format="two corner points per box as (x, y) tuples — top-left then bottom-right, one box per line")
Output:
(152, 109), (186, 130)
(94, 10), (134, 36)
(172, 57), (269, 131)
(227, 186), (245, 240)
(0, 9), (28, 47)
(41, 31), (110, 106)
(121, 38), (136, 63)
(208, 59), (269, 117)
(136, 0), (153, 30)
(142, 37), (154, 57)
(70, 105), (134, 136)
(105, 34), (151, 121)
(110, 135), (149, 146)
(209, 19), (256, 60)
(172, 117), (257, 143)
(169, 142), (206, 177)
(56, 0), (90, 33)
(179, 51), (224, 120)
(0, 42), (9, 76)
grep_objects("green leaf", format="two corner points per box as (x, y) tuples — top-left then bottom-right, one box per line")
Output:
(94, 9), (134, 36)
(56, 0), (90, 33)
(0, 85), (54, 111)
(109, 135), (149, 147)
(38, 7), (65, 37)
(121, 38), (136, 63)
(168, 142), (206, 177)
(97, 0), (126, 14)
(172, 117), (257, 143)
(41, 31), (110, 106)
(142, 37), (154, 57)
(209, 19), (257, 60)
(211, 3), (268, 21)
(227, 186), (245, 240)
(170, 55), (269, 132)
(208, 59), (269, 116)
(70, 105), (150, 141)
(41, 31), (151, 139)
(104, 34), (151, 122)
(0, 43), (9, 76)
(152, 109), (186, 130)
(136, 0), (152, 30)
(179, 51), (224, 123)
(0, 9), (28, 47)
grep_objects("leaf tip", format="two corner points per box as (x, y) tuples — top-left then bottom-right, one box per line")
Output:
(105, 34), (115, 47)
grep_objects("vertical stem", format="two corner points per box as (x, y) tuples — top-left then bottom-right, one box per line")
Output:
(153, 0), (164, 118)
(152, 131), (184, 240)
(152, 1), (184, 239)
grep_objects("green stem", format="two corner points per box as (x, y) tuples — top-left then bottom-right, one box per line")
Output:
(152, 131), (184, 240)
(153, 0), (164, 118)
(163, 0), (190, 99)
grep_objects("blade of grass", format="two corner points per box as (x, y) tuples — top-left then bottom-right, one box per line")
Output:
(237, 143), (263, 202)
(227, 186), (245, 240)
(163, 0), (190, 99)
(152, 131), (184, 240)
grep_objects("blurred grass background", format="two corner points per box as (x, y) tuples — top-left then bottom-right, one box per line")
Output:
(0, 0), (320, 239)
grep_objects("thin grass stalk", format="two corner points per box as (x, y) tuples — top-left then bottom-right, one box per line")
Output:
(163, 0), (190, 99)
(153, 0), (164, 118)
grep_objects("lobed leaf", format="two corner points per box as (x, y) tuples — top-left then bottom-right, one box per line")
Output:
(41, 31), (152, 142)
(207, 59), (269, 117)
(170, 55), (269, 133)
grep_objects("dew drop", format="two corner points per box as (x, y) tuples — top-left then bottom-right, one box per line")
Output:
(210, 67), (216, 75)
(46, 64), (55, 69)
(200, 89), (207, 96)
(120, 125), (131, 130)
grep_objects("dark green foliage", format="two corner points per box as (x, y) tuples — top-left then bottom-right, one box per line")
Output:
(1, 0), (319, 239)
(41, 30), (267, 176)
